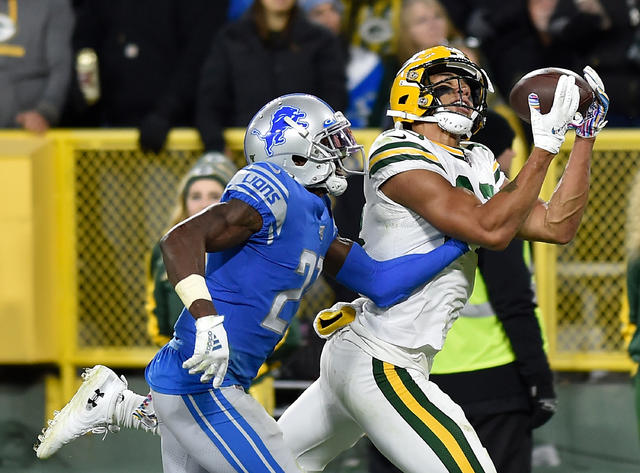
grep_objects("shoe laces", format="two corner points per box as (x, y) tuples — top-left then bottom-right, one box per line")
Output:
(91, 423), (121, 440)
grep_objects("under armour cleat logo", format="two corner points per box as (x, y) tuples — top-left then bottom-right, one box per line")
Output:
(86, 389), (104, 410)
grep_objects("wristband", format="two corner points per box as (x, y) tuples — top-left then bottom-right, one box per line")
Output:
(195, 314), (224, 331)
(174, 274), (212, 309)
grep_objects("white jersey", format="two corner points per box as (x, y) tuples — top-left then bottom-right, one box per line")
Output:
(350, 127), (505, 366)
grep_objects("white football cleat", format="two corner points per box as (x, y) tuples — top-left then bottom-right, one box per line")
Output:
(35, 365), (127, 459)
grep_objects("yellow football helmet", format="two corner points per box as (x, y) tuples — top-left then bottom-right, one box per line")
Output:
(387, 46), (494, 136)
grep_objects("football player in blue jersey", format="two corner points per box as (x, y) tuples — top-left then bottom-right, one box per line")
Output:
(36, 93), (470, 471)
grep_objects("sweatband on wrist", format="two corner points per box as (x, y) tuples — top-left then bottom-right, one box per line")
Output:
(174, 274), (212, 309)
(336, 240), (468, 308)
(195, 314), (224, 331)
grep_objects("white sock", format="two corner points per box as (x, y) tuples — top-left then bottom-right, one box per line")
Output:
(113, 390), (158, 435)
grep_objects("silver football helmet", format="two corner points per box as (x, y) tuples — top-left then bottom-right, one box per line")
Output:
(244, 93), (364, 196)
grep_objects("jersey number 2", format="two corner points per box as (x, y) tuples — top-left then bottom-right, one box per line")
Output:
(261, 249), (323, 334)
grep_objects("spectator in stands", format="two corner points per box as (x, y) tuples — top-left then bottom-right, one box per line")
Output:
(440, 0), (550, 100)
(626, 169), (640, 443)
(343, 0), (397, 57)
(397, 0), (460, 63)
(548, 0), (640, 126)
(376, 0), (462, 126)
(299, 0), (385, 127)
(528, 0), (560, 46)
(70, 0), (229, 152)
(196, 0), (347, 154)
(0, 0), (73, 133)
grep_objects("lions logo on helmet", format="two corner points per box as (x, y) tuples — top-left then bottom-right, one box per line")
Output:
(250, 106), (309, 157)
(387, 45), (494, 137)
(245, 94), (364, 196)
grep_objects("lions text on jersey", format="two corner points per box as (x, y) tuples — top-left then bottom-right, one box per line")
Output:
(146, 161), (337, 394)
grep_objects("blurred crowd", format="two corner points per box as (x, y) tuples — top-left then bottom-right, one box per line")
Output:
(1, 0), (638, 153)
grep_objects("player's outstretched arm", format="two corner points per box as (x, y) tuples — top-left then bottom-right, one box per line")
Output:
(381, 76), (581, 251)
(324, 236), (469, 308)
(515, 137), (593, 244)
(518, 67), (609, 244)
(160, 199), (262, 387)
(380, 154), (551, 251)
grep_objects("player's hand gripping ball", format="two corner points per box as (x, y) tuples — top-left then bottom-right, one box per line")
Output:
(509, 67), (594, 123)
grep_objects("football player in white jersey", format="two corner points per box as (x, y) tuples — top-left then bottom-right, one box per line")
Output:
(277, 45), (609, 472)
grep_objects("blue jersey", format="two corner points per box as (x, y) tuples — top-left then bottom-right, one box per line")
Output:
(146, 162), (338, 393)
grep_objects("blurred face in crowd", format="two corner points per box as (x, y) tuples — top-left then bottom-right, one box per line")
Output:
(307, 2), (342, 35)
(528, 0), (559, 33)
(185, 178), (225, 217)
(404, 0), (449, 50)
(261, 0), (297, 14)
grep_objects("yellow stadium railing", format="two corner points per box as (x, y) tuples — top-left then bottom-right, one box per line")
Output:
(0, 127), (637, 420)
(535, 131), (639, 371)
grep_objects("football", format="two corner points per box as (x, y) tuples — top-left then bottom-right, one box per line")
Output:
(509, 67), (594, 123)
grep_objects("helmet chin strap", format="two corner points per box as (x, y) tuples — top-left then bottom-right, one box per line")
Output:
(307, 175), (347, 196)
(307, 161), (348, 196)
(323, 174), (347, 196)
(433, 109), (476, 139)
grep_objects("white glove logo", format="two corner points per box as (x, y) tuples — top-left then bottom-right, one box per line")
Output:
(207, 331), (222, 351)
(182, 315), (229, 388)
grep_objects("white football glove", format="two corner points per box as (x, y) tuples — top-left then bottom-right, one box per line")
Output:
(528, 74), (580, 154)
(571, 66), (609, 138)
(182, 315), (229, 388)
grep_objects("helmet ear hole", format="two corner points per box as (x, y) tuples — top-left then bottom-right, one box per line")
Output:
(292, 155), (308, 166)
(398, 95), (409, 105)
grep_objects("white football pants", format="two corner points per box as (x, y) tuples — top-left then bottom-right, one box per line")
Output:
(277, 330), (496, 473)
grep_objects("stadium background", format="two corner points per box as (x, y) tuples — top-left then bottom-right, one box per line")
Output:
(0, 124), (639, 472)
